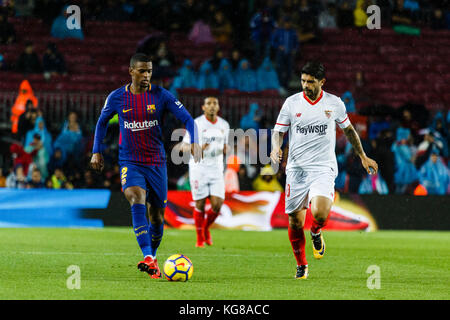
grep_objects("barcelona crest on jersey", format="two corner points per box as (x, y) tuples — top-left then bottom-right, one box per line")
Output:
(147, 104), (156, 113)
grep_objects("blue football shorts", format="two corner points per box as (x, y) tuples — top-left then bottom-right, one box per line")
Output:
(119, 161), (168, 208)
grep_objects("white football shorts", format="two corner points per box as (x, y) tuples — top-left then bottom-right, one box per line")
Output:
(284, 168), (335, 214)
(189, 166), (225, 201)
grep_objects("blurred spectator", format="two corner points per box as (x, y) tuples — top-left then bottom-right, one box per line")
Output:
(418, 149), (450, 195)
(353, 0), (368, 28)
(217, 58), (235, 90)
(0, 10), (16, 44)
(403, 0), (419, 12)
(188, 19), (215, 45)
(229, 48), (241, 75)
(51, 5), (84, 40)
(271, 15), (298, 90)
(256, 57), (280, 91)
(25, 115), (52, 160)
(197, 60), (219, 90)
(17, 101), (38, 143)
(370, 128), (395, 193)
(391, 0), (413, 25)
(431, 8), (447, 30)
(152, 41), (176, 82)
(42, 42), (67, 80)
(337, 0), (354, 28)
(343, 142), (367, 193)
(415, 129), (446, 169)
(209, 48), (225, 72)
(15, 41), (42, 74)
(431, 112), (449, 147)
(10, 80), (38, 134)
(53, 111), (83, 160)
(6, 165), (27, 189)
(399, 108), (421, 142)
(391, 127), (418, 193)
(210, 10), (233, 44)
(79, 170), (101, 189)
(240, 102), (262, 131)
(296, 0), (319, 43)
(341, 91), (356, 113)
(358, 173), (389, 194)
(249, 7), (276, 66)
(10, 142), (39, 176)
(252, 165), (283, 192)
(351, 71), (372, 104)
(50, 167), (73, 189)
(25, 133), (49, 180)
(318, 3), (338, 29)
(234, 59), (258, 92)
(169, 59), (197, 97)
(47, 147), (66, 176)
(26, 167), (46, 189)
(238, 164), (253, 191)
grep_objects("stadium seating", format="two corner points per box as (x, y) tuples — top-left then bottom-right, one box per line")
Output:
(1, 17), (450, 113)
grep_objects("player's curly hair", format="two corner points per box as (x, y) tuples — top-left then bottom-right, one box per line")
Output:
(301, 61), (325, 80)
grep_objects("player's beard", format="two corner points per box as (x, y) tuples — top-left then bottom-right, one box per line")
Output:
(304, 87), (319, 101)
(140, 82), (150, 90)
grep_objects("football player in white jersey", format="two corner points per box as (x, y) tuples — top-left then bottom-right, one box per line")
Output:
(270, 61), (378, 279)
(180, 97), (230, 247)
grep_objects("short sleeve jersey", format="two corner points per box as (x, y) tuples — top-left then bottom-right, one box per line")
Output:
(274, 90), (351, 174)
(183, 115), (230, 172)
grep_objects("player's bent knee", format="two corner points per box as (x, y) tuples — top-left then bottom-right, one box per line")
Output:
(288, 214), (305, 229)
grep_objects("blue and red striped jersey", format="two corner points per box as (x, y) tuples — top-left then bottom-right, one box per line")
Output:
(92, 83), (198, 166)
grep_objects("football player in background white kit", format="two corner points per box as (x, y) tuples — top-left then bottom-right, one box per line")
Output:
(270, 62), (378, 279)
(181, 97), (230, 247)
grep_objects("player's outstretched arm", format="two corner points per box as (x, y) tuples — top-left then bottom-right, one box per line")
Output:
(342, 124), (378, 175)
(270, 130), (285, 164)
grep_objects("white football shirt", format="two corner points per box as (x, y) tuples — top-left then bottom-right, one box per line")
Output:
(183, 115), (230, 172)
(274, 90), (351, 174)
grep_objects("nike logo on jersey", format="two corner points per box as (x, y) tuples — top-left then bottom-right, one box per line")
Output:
(123, 108), (133, 113)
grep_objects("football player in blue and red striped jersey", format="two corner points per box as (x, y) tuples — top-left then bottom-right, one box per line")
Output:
(91, 53), (202, 279)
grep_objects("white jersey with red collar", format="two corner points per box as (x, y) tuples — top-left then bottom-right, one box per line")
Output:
(274, 90), (351, 175)
(183, 114), (230, 172)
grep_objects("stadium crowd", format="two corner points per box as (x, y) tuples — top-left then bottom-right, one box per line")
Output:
(1, 0), (450, 195)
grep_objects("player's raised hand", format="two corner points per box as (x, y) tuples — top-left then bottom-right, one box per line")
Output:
(360, 154), (378, 175)
(270, 147), (283, 164)
(90, 153), (104, 172)
(191, 143), (202, 163)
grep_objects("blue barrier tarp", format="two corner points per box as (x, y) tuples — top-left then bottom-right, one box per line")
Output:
(0, 189), (111, 228)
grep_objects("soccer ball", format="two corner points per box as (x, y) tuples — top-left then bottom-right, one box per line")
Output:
(163, 254), (194, 282)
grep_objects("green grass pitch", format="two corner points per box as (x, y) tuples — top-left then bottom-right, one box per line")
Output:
(0, 228), (448, 300)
